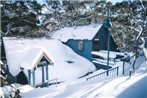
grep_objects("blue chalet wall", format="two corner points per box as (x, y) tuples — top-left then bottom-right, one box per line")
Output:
(65, 24), (118, 61)
(66, 40), (93, 60)
(98, 26), (118, 51)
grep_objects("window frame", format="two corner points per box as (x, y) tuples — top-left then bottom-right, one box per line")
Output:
(78, 40), (84, 51)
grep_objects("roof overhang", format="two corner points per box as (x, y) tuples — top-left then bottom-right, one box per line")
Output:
(20, 47), (55, 70)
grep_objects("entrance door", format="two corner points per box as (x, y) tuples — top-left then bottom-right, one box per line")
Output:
(93, 39), (99, 51)
(35, 57), (49, 87)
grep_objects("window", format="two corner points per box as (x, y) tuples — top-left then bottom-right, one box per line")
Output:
(93, 39), (99, 51)
(78, 40), (84, 51)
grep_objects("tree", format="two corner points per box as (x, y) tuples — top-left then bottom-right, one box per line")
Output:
(42, 0), (108, 31)
(1, 1), (48, 37)
(110, 0), (147, 52)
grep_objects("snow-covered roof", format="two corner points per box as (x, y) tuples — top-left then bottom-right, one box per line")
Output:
(52, 24), (103, 42)
(20, 47), (54, 70)
(3, 37), (96, 82)
(91, 51), (117, 59)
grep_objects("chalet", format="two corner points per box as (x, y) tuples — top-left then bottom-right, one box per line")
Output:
(2, 37), (95, 86)
(17, 47), (54, 87)
(52, 21), (118, 60)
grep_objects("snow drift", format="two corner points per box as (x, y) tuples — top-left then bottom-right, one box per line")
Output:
(3, 37), (96, 82)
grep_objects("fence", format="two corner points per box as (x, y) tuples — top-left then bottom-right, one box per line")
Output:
(122, 51), (143, 75)
(86, 66), (119, 81)
(35, 78), (58, 88)
(48, 78), (58, 88)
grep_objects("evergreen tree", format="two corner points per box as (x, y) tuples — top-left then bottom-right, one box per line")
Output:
(1, 1), (48, 37)
(110, 0), (147, 52)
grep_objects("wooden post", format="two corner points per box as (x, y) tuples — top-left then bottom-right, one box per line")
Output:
(107, 29), (110, 76)
(46, 65), (48, 80)
(122, 61), (125, 75)
(46, 64), (49, 87)
(28, 70), (31, 85)
(56, 79), (57, 88)
(117, 67), (119, 75)
(106, 5), (111, 76)
(42, 66), (45, 83)
(32, 71), (35, 87)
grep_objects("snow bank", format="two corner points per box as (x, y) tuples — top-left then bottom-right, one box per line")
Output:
(91, 51), (117, 59)
(21, 68), (147, 98)
(11, 83), (34, 94)
(52, 24), (103, 42)
(86, 74), (147, 98)
(20, 54), (147, 98)
(3, 37), (96, 82)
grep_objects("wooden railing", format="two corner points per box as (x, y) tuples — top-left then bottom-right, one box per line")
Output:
(122, 52), (140, 75)
(35, 78), (58, 88)
(86, 66), (119, 81)
(48, 78), (58, 88)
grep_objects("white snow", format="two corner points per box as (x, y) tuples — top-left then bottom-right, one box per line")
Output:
(20, 47), (54, 70)
(3, 37), (147, 98)
(15, 46), (147, 98)
(91, 51), (117, 59)
(3, 37), (96, 82)
(92, 59), (115, 66)
(52, 24), (103, 42)
(19, 49), (147, 98)
(21, 59), (147, 98)
(99, 50), (124, 56)
(11, 83), (35, 94)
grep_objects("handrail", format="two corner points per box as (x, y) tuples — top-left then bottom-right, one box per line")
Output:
(35, 78), (58, 88)
(86, 66), (119, 81)
(123, 53), (136, 62)
(122, 50), (143, 75)
(48, 78), (58, 88)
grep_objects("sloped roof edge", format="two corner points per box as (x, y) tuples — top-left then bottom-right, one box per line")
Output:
(52, 24), (103, 42)
(20, 47), (55, 70)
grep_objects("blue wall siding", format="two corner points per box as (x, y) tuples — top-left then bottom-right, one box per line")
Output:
(110, 36), (118, 51)
(65, 25), (118, 61)
(98, 26), (107, 50)
(98, 26), (118, 51)
(66, 40), (93, 60)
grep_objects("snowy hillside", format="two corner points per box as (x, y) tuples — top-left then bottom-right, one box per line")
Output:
(3, 37), (96, 82)
(2, 37), (146, 98)
(21, 59), (147, 98)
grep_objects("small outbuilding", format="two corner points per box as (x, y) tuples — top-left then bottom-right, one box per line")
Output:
(17, 47), (54, 87)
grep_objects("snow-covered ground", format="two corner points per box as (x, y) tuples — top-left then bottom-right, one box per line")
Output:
(92, 51), (118, 59)
(21, 59), (147, 98)
(91, 50), (125, 67)
(3, 37), (96, 82)
(2, 37), (147, 98)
